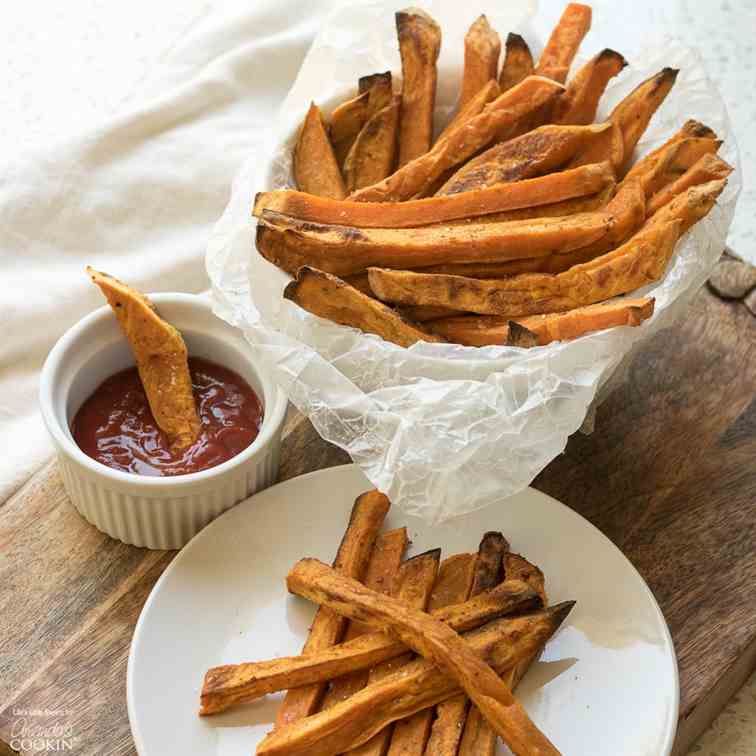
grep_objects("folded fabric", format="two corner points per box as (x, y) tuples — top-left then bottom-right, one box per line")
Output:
(0, 0), (337, 502)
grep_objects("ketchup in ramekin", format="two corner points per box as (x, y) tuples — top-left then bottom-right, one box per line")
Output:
(71, 357), (263, 477)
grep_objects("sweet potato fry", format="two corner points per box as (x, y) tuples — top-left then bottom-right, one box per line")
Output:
(255, 162), (613, 229)
(283, 267), (444, 348)
(623, 122), (720, 188)
(647, 178), (727, 233)
(367, 219), (681, 317)
(568, 119), (624, 173)
(536, 175), (645, 271)
(87, 268), (200, 450)
(445, 181), (615, 226)
(647, 153), (733, 215)
(499, 553), (549, 697)
(274, 491), (390, 728)
(535, 3), (592, 83)
(437, 122), (611, 195)
(552, 48), (626, 125)
(294, 103), (346, 199)
(460, 15), (501, 107)
(458, 707), (498, 756)
(626, 137), (722, 201)
(499, 33), (534, 92)
(424, 534), (508, 756)
(360, 71), (394, 109)
(438, 78), (500, 139)
(280, 559), (562, 756)
(321, 528), (409, 710)
(199, 578), (539, 716)
(426, 298), (656, 347)
(256, 605), (572, 756)
(258, 207), (613, 278)
(384, 554), (477, 756)
(396, 8), (441, 167)
(505, 552), (547, 605)
(609, 67), (679, 171)
(350, 76), (564, 202)
(347, 549), (441, 756)
(331, 73), (394, 168)
(344, 96), (401, 191)
(329, 91), (371, 166)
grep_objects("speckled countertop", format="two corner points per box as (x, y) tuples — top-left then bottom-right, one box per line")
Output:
(0, 1), (752, 753)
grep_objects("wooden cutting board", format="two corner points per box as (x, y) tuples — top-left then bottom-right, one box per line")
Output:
(0, 268), (754, 756)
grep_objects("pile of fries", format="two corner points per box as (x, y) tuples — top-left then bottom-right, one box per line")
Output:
(253, 3), (732, 349)
(200, 491), (573, 755)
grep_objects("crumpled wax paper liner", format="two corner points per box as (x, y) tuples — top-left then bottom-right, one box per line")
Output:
(207, 0), (741, 523)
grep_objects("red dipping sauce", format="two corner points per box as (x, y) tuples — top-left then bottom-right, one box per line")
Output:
(71, 358), (263, 477)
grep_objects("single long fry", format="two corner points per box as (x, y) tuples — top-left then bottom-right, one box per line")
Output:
(321, 528), (408, 710)
(280, 559), (562, 756)
(647, 178), (727, 233)
(330, 91), (371, 166)
(200, 578), (539, 715)
(446, 181), (615, 226)
(258, 207), (613, 278)
(552, 48), (626, 125)
(283, 267), (443, 348)
(647, 153), (732, 215)
(609, 67), (679, 171)
(344, 95), (401, 191)
(460, 15), (501, 107)
(275, 491), (390, 728)
(535, 3), (592, 83)
(439, 78), (500, 139)
(624, 119), (718, 185)
(257, 605), (572, 756)
(294, 103), (346, 199)
(87, 268), (200, 450)
(396, 8), (441, 167)
(350, 76), (564, 202)
(367, 219), (681, 317)
(255, 162), (613, 229)
(348, 549), (441, 756)
(438, 122), (611, 195)
(426, 298), (656, 347)
(384, 554), (477, 756)
(499, 33), (534, 92)
(426, 534), (508, 756)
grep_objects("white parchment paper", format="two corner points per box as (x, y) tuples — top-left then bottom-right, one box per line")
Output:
(207, 0), (740, 522)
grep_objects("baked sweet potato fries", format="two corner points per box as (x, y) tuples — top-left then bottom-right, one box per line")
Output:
(256, 3), (731, 350)
(200, 491), (574, 756)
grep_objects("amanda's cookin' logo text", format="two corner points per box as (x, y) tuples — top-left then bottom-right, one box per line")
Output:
(10, 709), (77, 752)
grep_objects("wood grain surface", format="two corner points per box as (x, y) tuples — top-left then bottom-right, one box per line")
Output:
(0, 273), (754, 755)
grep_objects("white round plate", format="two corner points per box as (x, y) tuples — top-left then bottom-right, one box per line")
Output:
(128, 464), (678, 755)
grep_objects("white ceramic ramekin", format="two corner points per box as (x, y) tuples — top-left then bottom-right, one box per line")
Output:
(40, 293), (288, 549)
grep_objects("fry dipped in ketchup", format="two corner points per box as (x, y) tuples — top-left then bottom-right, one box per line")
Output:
(86, 267), (201, 451)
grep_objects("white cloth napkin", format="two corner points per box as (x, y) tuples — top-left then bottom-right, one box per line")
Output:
(0, 0), (339, 503)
